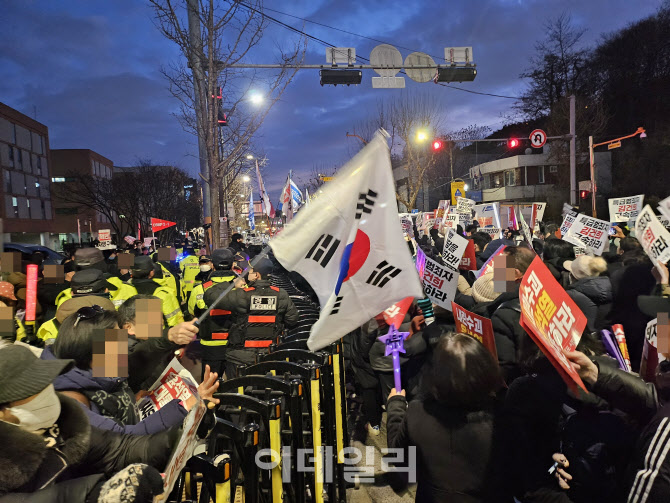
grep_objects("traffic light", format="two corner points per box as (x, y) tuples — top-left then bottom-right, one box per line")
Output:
(213, 86), (228, 126)
(433, 67), (477, 83)
(580, 190), (590, 200)
(432, 139), (444, 151)
(319, 69), (362, 86)
(508, 138), (520, 149)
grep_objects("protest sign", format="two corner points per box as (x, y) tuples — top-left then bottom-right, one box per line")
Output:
(138, 358), (199, 420)
(479, 227), (502, 239)
(382, 297), (414, 328)
(456, 197), (475, 227)
(156, 400), (207, 502)
(451, 302), (498, 359)
(442, 213), (459, 233)
(507, 206), (518, 230)
(473, 203), (499, 228)
(660, 215), (670, 230)
(519, 257), (588, 392)
(477, 245), (507, 279)
(399, 214), (414, 238)
(151, 217), (177, 233)
(415, 248), (458, 310)
(459, 239), (477, 271)
(518, 210), (533, 245)
(98, 229), (111, 242)
(563, 214), (609, 255)
(124, 235), (136, 245)
(635, 205), (670, 264)
(639, 318), (665, 383)
(573, 246), (590, 258)
(434, 200), (449, 229)
(442, 229), (469, 271)
(530, 203), (546, 231)
(560, 208), (579, 236)
(422, 213), (436, 233)
(608, 195), (644, 222)
(659, 196), (670, 223)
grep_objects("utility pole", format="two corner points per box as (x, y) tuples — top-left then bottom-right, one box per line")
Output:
(186, 0), (211, 239)
(569, 95), (577, 206)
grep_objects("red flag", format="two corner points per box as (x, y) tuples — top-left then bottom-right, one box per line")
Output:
(381, 297), (415, 329)
(459, 239), (477, 271)
(151, 218), (177, 233)
(452, 302), (498, 359)
(519, 256), (588, 392)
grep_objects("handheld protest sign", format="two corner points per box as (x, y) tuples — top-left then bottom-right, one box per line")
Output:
(636, 205), (670, 264)
(378, 324), (410, 392)
(477, 245), (507, 279)
(563, 214), (609, 256)
(519, 257), (588, 393)
(415, 248), (458, 310)
(442, 229), (468, 271)
(25, 264), (38, 322)
(459, 239), (477, 271)
(382, 297), (414, 329)
(451, 302), (497, 359)
(609, 195), (644, 223)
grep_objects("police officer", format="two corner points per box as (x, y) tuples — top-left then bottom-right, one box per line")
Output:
(130, 255), (184, 327)
(195, 248), (238, 377)
(180, 247), (200, 298)
(193, 255), (214, 289)
(204, 257), (299, 378)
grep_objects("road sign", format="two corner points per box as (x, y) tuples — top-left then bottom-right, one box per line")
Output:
(451, 180), (465, 205)
(608, 141), (622, 150)
(326, 47), (355, 65)
(529, 129), (547, 148)
(445, 47), (473, 64)
(370, 44), (405, 88)
(404, 52), (437, 83)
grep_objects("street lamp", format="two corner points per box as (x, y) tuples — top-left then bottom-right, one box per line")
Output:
(416, 130), (428, 142)
(242, 175), (251, 183)
(246, 154), (254, 160)
(589, 127), (646, 218)
(249, 92), (264, 106)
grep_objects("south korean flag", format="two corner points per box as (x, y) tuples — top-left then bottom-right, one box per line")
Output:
(270, 131), (424, 351)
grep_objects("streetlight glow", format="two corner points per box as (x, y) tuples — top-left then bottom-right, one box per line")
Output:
(249, 92), (264, 105)
(242, 175), (251, 182)
(416, 130), (428, 142)
(464, 184), (469, 191)
(246, 154), (254, 160)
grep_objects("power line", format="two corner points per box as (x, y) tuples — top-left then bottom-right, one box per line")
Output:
(234, 0), (521, 100)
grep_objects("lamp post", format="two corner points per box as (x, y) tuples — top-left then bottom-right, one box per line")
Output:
(588, 127), (646, 218)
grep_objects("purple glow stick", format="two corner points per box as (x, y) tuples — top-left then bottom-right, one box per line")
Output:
(378, 324), (410, 391)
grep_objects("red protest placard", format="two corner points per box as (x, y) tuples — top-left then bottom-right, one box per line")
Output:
(459, 239), (477, 271)
(382, 297), (414, 329)
(519, 256), (588, 392)
(25, 264), (38, 322)
(451, 302), (498, 359)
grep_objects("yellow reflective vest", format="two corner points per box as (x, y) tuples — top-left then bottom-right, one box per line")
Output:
(180, 255), (200, 296)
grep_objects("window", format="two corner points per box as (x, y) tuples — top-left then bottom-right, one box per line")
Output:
(12, 197), (18, 218)
(7, 146), (14, 168)
(35, 156), (42, 176)
(55, 207), (79, 215)
(15, 149), (22, 167)
(51, 177), (76, 183)
(538, 166), (545, 184)
(549, 165), (558, 173)
(505, 170), (516, 186)
(4, 170), (11, 193)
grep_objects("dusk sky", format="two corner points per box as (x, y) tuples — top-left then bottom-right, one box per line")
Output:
(0, 0), (662, 201)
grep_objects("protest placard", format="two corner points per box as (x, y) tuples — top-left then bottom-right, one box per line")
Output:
(659, 196), (670, 223)
(573, 246), (590, 258)
(399, 214), (414, 238)
(415, 248), (458, 310)
(442, 229), (469, 271)
(124, 235), (136, 245)
(98, 229), (111, 242)
(635, 205), (670, 264)
(519, 257), (588, 392)
(137, 358), (198, 420)
(640, 318), (663, 383)
(459, 239), (477, 271)
(518, 210), (533, 245)
(441, 213), (460, 233)
(479, 227), (502, 239)
(422, 213), (436, 232)
(560, 208), (579, 236)
(473, 203), (499, 228)
(451, 302), (498, 359)
(507, 206), (518, 230)
(156, 400), (207, 502)
(456, 197), (475, 226)
(608, 194), (644, 222)
(563, 214), (610, 255)
(434, 200), (449, 229)
(530, 202), (546, 231)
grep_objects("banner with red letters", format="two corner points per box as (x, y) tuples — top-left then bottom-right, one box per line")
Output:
(563, 214), (609, 256)
(451, 302), (498, 359)
(151, 217), (177, 233)
(459, 239), (477, 271)
(415, 248), (458, 310)
(635, 205), (670, 264)
(519, 256), (588, 392)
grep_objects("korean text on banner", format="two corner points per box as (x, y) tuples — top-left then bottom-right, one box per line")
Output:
(137, 358), (199, 420)
(608, 195), (644, 223)
(451, 302), (498, 359)
(98, 229), (111, 242)
(434, 200), (449, 229)
(518, 210), (533, 245)
(442, 213), (459, 233)
(473, 203), (497, 228)
(563, 214), (610, 256)
(560, 209), (579, 236)
(415, 247), (458, 310)
(530, 203), (546, 230)
(640, 318), (666, 383)
(635, 205), (670, 264)
(456, 197), (475, 227)
(479, 227), (502, 239)
(519, 256), (588, 392)
(442, 229), (469, 271)
(399, 214), (414, 238)
(156, 400), (207, 502)
(459, 239), (477, 271)
(382, 297), (415, 328)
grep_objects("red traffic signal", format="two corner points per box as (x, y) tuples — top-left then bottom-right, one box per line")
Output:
(508, 138), (520, 148)
(432, 139), (443, 151)
(580, 190), (590, 199)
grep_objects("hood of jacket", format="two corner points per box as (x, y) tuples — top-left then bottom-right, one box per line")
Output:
(567, 276), (613, 304)
(131, 278), (160, 296)
(0, 393), (90, 494)
(41, 347), (123, 394)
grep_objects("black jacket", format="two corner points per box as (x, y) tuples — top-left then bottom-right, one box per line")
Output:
(387, 394), (496, 502)
(127, 328), (180, 393)
(0, 394), (178, 502)
(566, 276), (613, 332)
(544, 257), (571, 289)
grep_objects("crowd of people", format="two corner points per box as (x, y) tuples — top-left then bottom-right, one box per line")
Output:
(1, 213), (670, 503)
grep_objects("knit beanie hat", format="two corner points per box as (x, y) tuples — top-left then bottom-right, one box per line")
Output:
(564, 256), (608, 280)
(472, 272), (500, 303)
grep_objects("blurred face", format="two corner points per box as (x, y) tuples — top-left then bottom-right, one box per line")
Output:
(91, 325), (129, 378)
(124, 298), (163, 339)
(493, 254), (520, 292)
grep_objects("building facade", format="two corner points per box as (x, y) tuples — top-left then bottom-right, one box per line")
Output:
(51, 149), (114, 246)
(0, 102), (56, 246)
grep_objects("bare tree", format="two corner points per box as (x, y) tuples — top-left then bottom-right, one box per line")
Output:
(352, 93), (446, 210)
(149, 0), (305, 245)
(516, 13), (589, 119)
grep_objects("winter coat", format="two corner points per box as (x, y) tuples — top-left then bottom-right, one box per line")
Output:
(566, 276), (613, 332)
(0, 394), (177, 502)
(387, 394), (496, 502)
(126, 329), (181, 394)
(544, 257), (571, 289)
(41, 347), (187, 435)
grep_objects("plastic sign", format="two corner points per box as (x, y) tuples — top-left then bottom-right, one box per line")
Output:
(415, 248), (458, 310)
(98, 229), (111, 242)
(636, 205), (670, 264)
(563, 214), (610, 256)
(25, 264), (38, 322)
(451, 302), (497, 359)
(529, 129), (547, 148)
(608, 195), (644, 222)
(151, 218), (177, 233)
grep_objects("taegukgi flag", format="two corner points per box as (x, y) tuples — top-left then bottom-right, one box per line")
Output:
(270, 131), (424, 351)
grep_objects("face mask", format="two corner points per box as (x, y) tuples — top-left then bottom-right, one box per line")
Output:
(8, 384), (61, 432)
(200, 265), (212, 272)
